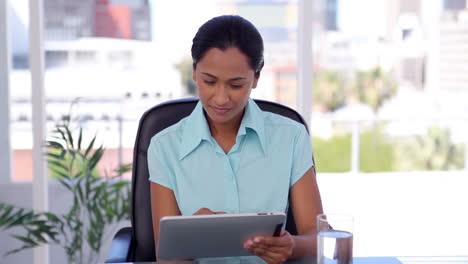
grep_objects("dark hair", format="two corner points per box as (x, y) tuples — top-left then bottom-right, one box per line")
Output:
(191, 15), (264, 76)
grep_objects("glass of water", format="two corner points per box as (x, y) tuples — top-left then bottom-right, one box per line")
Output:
(317, 214), (354, 264)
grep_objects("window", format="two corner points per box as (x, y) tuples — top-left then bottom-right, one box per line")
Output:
(2, 1), (467, 262)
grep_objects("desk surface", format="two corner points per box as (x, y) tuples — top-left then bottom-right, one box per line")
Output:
(110, 256), (468, 264)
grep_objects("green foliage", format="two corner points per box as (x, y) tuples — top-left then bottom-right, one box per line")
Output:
(313, 124), (465, 172)
(359, 125), (395, 172)
(394, 126), (465, 171)
(313, 67), (397, 112)
(0, 102), (132, 264)
(47, 147), (99, 179)
(313, 125), (395, 172)
(313, 71), (347, 112)
(313, 134), (351, 172)
(350, 67), (398, 111)
(0, 204), (62, 255)
(175, 57), (197, 96)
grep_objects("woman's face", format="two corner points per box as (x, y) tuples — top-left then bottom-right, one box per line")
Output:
(193, 47), (259, 127)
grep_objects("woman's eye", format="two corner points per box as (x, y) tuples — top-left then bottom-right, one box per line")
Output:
(230, 84), (243, 88)
(204, 80), (216, 85)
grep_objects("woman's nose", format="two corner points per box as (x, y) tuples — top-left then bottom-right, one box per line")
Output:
(213, 85), (229, 105)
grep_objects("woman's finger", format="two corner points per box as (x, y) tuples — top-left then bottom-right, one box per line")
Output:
(249, 243), (290, 259)
(192, 207), (219, 215)
(245, 240), (290, 264)
(252, 247), (287, 264)
(249, 241), (286, 253)
(253, 235), (291, 247)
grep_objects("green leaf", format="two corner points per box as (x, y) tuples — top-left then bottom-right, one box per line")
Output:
(49, 135), (63, 141)
(73, 170), (83, 178)
(68, 149), (76, 158)
(91, 184), (104, 202)
(11, 234), (38, 246)
(89, 146), (104, 170)
(29, 219), (47, 226)
(112, 181), (130, 190)
(76, 180), (84, 204)
(47, 152), (65, 160)
(5, 245), (36, 256)
(48, 159), (69, 172)
(46, 141), (65, 151)
(84, 134), (97, 157)
(55, 127), (68, 144)
(85, 175), (92, 200)
(5, 212), (35, 229)
(77, 127), (83, 152)
(114, 163), (132, 174)
(43, 212), (61, 223)
(57, 178), (72, 191)
(49, 167), (70, 179)
(0, 204), (15, 226)
(30, 229), (48, 243)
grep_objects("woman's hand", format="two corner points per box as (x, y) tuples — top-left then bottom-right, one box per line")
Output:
(243, 229), (295, 264)
(193, 207), (226, 215)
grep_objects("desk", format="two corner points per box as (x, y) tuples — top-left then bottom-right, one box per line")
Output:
(108, 256), (468, 264)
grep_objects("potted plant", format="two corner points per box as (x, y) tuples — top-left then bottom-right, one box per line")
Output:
(0, 104), (131, 264)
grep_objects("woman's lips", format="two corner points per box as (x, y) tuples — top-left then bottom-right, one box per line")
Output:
(211, 105), (230, 115)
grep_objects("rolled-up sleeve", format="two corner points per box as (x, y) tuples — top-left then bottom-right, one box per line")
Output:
(147, 137), (174, 190)
(290, 125), (314, 187)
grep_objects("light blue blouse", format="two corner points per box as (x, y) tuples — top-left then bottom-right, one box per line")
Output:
(148, 98), (313, 216)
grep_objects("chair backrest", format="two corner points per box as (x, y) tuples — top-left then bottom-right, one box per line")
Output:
(130, 98), (311, 262)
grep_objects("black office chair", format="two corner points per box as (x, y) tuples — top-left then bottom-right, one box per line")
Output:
(105, 98), (315, 263)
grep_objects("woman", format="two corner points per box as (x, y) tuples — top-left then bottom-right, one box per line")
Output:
(148, 15), (323, 264)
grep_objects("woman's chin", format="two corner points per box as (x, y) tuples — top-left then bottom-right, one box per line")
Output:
(209, 117), (230, 125)
(207, 113), (235, 125)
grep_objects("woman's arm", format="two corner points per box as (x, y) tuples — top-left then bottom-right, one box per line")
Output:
(289, 167), (324, 258)
(150, 182), (224, 261)
(150, 182), (181, 256)
(244, 167), (323, 263)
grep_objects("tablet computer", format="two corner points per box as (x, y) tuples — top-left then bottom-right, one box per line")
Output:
(158, 212), (286, 259)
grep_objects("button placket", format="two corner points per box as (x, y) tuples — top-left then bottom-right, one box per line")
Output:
(224, 154), (240, 213)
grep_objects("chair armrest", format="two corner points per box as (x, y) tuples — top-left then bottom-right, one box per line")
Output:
(105, 227), (133, 263)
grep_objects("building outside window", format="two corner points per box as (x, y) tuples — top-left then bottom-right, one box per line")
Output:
(1, 0), (468, 263)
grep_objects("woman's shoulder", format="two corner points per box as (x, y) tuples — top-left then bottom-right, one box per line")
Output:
(149, 116), (188, 145)
(262, 111), (307, 133)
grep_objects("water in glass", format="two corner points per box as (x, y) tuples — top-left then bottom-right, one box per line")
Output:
(317, 229), (353, 264)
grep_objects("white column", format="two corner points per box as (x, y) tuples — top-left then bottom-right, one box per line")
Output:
(297, 0), (314, 127)
(465, 122), (468, 172)
(0, 0), (13, 184)
(351, 121), (360, 173)
(29, 0), (49, 263)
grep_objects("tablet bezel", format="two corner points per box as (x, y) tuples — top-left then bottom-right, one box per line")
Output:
(158, 212), (286, 259)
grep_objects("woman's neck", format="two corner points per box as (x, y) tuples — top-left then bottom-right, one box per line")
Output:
(205, 108), (245, 139)
(208, 116), (242, 139)
(205, 107), (245, 153)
